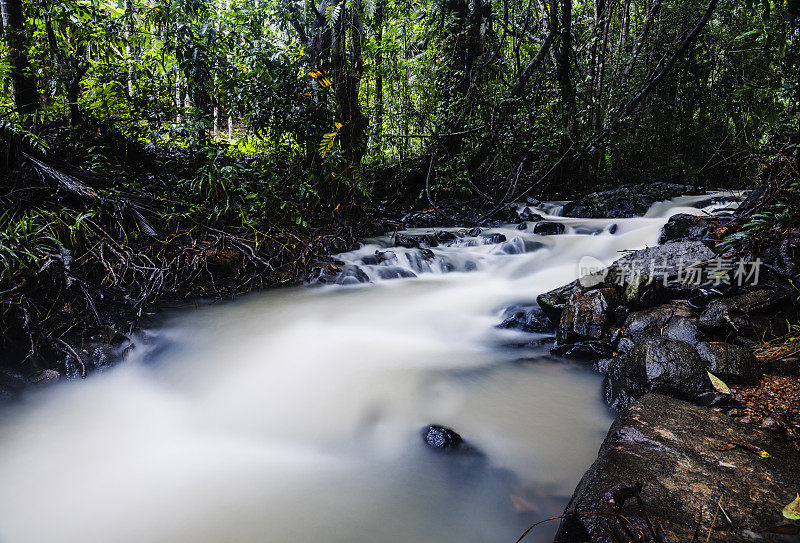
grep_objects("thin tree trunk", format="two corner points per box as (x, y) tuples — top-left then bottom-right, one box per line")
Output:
(0, 0), (39, 115)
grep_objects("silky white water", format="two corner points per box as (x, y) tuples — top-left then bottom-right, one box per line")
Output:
(0, 191), (740, 543)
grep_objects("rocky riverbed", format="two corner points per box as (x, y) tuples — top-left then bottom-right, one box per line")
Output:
(513, 185), (800, 542)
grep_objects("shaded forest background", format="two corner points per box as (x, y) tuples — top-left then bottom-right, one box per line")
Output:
(0, 0), (799, 375)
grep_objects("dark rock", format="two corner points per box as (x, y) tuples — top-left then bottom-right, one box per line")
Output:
(555, 394), (800, 543)
(695, 341), (761, 385)
(334, 266), (371, 285)
(375, 267), (417, 280)
(515, 222), (527, 230)
(661, 316), (704, 346)
(394, 233), (421, 248)
(698, 289), (792, 339)
(420, 425), (484, 456)
(604, 338), (711, 410)
(608, 223), (618, 234)
(435, 230), (458, 242)
(467, 227), (482, 237)
(762, 356), (799, 376)
(612, 305), (629, 325)
(659, 213), (725, 244)
(30, 369), (60, 384)
(552, 340), (613, 359)
(519, 207), (543, 222)
(606, 241), (715, 306)
(558, 288), (620, 344)
(622, 306), (677, 341)
(497, 305), (553, 334)
(533, 221), (565, 235)
(536, 281), (580, 324)
(561, 183), (700, 218)
(481, 233), (507, 244)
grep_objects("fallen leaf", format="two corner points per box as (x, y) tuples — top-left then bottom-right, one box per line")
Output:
(783, 494), (800, 520)
(708, 371), (732, 395)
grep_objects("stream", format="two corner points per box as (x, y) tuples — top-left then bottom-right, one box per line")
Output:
(0, 192), (738, 543)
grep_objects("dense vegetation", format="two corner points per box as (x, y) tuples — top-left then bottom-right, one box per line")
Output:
(1, 0), (798, 375)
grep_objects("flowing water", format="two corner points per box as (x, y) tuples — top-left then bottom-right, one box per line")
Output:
(0, 192), (741, 543)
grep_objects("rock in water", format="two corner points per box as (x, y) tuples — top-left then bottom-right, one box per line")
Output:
(659, 213), (724, 244)
(561, 183), (699, 218)
(420, 425), (484, 457)
(555, 394), (800, 543)
(557, 288), (620, 344)
(533, 221), (565, 235)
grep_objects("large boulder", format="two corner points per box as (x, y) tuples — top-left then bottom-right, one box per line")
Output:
(696, 341), (762, 385)
(606, 241), (716, 306)
(562, 183), (699, 218)
(555, 394), (800, 543)
(604, 338), (711, 410)
(698, 289), (792, 340)
(558, 288), (620, 344)
(659, 213), (726, 244)
(536, 281), (580, 324)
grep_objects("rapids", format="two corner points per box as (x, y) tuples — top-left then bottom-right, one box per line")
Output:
(0, 191), (740, 543)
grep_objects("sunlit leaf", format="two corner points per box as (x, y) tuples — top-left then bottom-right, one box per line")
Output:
(707, 371), (731, 395)
(783, 494), (800, 520)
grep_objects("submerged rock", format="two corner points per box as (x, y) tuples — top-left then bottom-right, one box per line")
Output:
(555, 394), (800, 543)
(562, 183), (699, 218)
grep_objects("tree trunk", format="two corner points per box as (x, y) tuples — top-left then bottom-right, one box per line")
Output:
(373, 0), (385, 151)
(0, 0), (39, 115)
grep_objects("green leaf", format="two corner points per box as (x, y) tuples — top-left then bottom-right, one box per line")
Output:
(707, 371), (731, 395)
(782, 494), (800, 520)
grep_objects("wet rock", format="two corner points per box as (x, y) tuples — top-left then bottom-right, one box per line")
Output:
(420, 425), (484, 456)
(552, 340), (613, 359)
(606, 241), (715, 305)
(533, 221), (565, 235)
(519, 207), (543, 222)
(30, 369), (60, 385)
(622, 306), (676, 341)
(515, 222), (527, 230)
(334, 266), (371, 285)
(375, 267), (417, 280)
(555, 394), (800, 543)
(604, 338), (711, 410)
(558, 288), (620, 344)
(698, 289), (792, 339)
(659, 213), (725, 244)
(661, 316), (704, 346)
(695, 341), (761, 385)
(467, 227), (482, 237)
(571, 225), (604, 235)
(561, 183), (699, 218)
(497, 305), (553, 334)
(536, 281), (580, 324)
(435, 230), (458, 242)
(481, 233), (507, 244)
